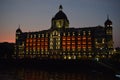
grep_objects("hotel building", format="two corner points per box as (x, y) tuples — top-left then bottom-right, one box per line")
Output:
(15, 5), (114, 60)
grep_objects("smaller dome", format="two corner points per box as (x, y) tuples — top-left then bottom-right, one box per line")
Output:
(105, 19), (112, 26)
(16, 28), (22, 32)
(16, 25), (22, 33)
(104, 15), (112, 26)
(53, 11), (68, 20)
(52, 5), (69, 23)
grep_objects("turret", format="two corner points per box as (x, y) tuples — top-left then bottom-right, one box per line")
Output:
(16, 25), (22, 42)
(104, 15), (113, 50)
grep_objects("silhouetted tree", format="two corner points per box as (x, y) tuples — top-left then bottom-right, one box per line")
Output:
(0, 42), (15, 59)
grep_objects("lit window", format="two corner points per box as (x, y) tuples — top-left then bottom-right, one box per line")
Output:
(83, 31), (86, 35)
(63, 33), (66, 36)
(78, 32), (80, 35)
(34, 34), (36, 38)
(26, 44), (28, 46)
(67, 37), (71, 40)
(68, 32), (70, 36)
(46, 34), (48, 37)
(68, 56), (71, 60)
(82, 42), (86, 44)
(72, 32), (75, 36)
(88, 31), (91, 35)
(58, 33), (60, 36)
(62, 37), (66, 40)
(72, 37), (75, 40)
(42, 34), (44, 37)
(78, 42), (81, 44)
(31, 35), (33, 38)
(95, 38), (97, 44)
(102, 38), (105, 43)
(38, 34), (40, 38)
(88, 44), (92, 48)
(67, 42), (70, 45)
(64, 56), (67, 59)
(16, 36), (18, 39)
(77, 37), (81, 40)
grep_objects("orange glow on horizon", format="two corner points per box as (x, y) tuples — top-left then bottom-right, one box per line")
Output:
(0, 39), (15, 43)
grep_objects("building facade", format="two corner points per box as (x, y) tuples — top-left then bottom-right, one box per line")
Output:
(14, 5), (114, 60)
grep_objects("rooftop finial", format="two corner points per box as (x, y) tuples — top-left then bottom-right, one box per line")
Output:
(107, 14), (109, 20)
(18, 24), (20, 29)
(59, 5), (63, 11)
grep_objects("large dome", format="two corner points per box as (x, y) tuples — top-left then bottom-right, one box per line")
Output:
(53, 11), (68, 20)
(52, 5), (69, 23)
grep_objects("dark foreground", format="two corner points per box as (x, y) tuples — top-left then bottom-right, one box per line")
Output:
(0, 59), (120, 80)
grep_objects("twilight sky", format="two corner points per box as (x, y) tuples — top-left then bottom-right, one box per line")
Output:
(0, 0), (120, 47)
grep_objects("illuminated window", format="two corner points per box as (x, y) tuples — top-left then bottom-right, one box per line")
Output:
(68, 32), (70, 36)
(64, 56), (67, 59)
(72, 48), (75, 51)
(67, 46), (70, 49)
(63, 33), (66, 36)
(34, 34), (36, 38)
(31, 35), (33, 38)
(77, 37), (81, 40)
(67, 37), (71, 40)
(38, 34), (40, 38)
(46, 34), (48, 37)
(16, 36), (18, 40)
(62, 37), (66, 40)
(30, 38), (32, 42)
(33, 38), (36, 42)
(33, 44), (36, 46)
(50, 42), (53, 45)
(45, 38), (48, 41)
(83, 31), (86, 35)
(82, 45), (86, 49)
(41, 38), (44, 41)
(67, 42), (70, 45)
(57, 42), (60, 45)
(102, 38), (105, 43)
(67, 52), (70, 54)
(58, 33), (60, 36)
(42, 34), (44, 37)
(78, 32), (80, 35)
(95, 38), (97, 44)
(72, 37), (75, 40)
(62, 46), (66, 49)
(72, 32), (75, 36)
(26, 44), (28, 46)
(82, 36), (86, 40)
(68, 56), (71, 60)
(73, 55), (76, 59)
(82, 42), (86, 44)
(57, 38), (60, 41)
(50, 46), (53, 49)
(88, 31), (91, 35)
(88, 45), (92, 49)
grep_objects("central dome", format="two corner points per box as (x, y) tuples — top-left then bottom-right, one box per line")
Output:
(52, 5), (69, 22)
(53, 11), (68, 20)
(51, 5), (69, 29)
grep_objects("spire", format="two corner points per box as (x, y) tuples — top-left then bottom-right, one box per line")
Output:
(16, 24), (22, 33)
(18, 24), (20, 29)
(59, 5), (63, 11)
(107, 14), (109, 20)
(104, 15), (112, 27)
